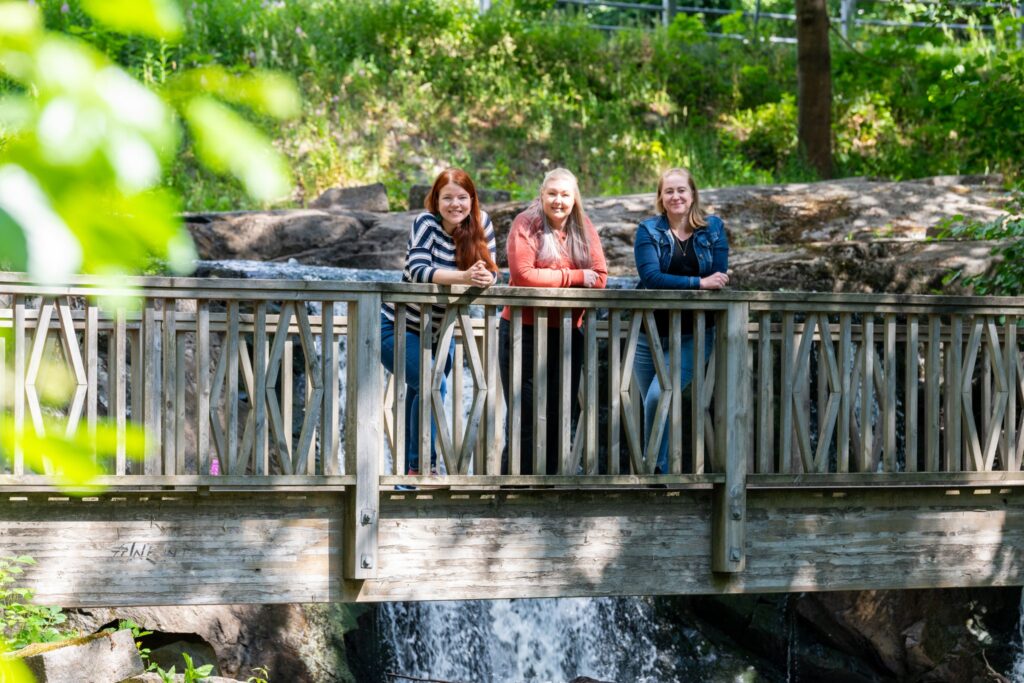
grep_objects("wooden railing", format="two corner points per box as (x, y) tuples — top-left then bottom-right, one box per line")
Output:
(3, 274), (1023, 576)
(2, 275), (1023, 484)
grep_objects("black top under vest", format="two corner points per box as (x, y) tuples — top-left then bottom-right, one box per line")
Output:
(653, 232), (710, 337)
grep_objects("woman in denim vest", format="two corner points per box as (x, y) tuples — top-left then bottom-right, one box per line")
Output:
(633, 168), (729, 474)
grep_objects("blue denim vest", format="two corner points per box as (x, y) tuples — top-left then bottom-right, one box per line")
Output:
(634, 214), (727, 288)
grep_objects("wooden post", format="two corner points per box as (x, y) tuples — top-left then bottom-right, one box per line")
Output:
(712, 301), (750, 574)
(344, 293), (381, 579)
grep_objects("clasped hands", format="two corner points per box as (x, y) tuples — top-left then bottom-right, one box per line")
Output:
(463, 260), (494, 287)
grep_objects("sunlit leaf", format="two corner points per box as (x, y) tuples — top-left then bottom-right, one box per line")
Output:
(0, 653), (34, 683)
(80, 0), (183, 42)
(0, 207), (28, 271)
(0, 164), (82, 282)
(184, 96), (292, 202)
(168, 67), (301, 120)
(0, 1), (41, 47)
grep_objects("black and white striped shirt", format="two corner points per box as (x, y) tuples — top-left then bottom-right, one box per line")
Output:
(382, 211), (497, 334)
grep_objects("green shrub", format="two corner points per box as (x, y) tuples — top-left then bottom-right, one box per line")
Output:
(0, 556), (73, 651)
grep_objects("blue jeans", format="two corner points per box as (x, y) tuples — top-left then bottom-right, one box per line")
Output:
(380, 313), (455, 473)
(633, 329), (714, 473)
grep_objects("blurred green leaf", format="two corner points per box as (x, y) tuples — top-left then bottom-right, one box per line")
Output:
(184, 96), (292, 202)
(80, 0), (184, 42)
(168, 66), (301, 120)
(0, 207), (28, 271)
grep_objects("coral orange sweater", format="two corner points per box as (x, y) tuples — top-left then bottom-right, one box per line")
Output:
(501, 208), (608, 327)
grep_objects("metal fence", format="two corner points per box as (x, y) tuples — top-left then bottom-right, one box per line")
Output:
(480, 0), (1024, 47)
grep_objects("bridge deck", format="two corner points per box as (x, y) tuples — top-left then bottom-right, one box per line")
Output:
(0, 275), (1022, 603)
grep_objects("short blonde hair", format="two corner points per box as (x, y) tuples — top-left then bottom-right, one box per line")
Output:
(655, 167), (707, 230)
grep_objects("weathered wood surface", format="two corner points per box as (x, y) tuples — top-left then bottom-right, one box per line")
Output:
(3, 486), (1021, 606)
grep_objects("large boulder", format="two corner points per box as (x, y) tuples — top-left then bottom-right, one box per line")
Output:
(309, 183), (390, 213)
(66, 604), (364, 683)
(185, 175), (1012, 294)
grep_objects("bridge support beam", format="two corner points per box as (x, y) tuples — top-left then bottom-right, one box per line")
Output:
(712, 302), (750, 573)
(343, 294), (382, 579)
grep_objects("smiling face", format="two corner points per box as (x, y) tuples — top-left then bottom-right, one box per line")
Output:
(437, 182), (472, 233)
(659, 172), (694, 224)
(541, 177), (576, 229)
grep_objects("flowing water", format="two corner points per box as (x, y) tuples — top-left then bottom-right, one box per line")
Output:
(377, 597), (706, 682)
(1012, 587), (1024, 683)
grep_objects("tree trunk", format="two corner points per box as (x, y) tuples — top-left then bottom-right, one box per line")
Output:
(795, 0), (833, 178)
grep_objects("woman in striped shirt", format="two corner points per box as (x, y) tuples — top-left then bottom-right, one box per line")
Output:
(381, 168), (498, 477)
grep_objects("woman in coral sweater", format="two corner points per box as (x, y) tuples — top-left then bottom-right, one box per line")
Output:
(499, 168), (607, 476)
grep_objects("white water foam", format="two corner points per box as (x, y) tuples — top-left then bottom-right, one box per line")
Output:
(380, 597), (686, 682)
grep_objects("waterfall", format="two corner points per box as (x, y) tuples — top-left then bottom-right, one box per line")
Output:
(1012, 587), (1024, 683)
(378, 597), (697, 682)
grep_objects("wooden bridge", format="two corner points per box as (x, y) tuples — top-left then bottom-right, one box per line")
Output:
(0, 274), (1022, 606)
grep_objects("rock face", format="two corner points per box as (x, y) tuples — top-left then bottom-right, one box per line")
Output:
(12, 629), (143, 683)
(309, 183), (390, 213)
(185, 175), (1011, 294)
(690, 587), (1021, 682)
(66, 604), (364, 683)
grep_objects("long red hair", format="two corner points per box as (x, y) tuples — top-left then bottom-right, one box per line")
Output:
(425, 168), (498, 272)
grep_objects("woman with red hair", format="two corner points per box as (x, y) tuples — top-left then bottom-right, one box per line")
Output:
(381, 168), (498, 479)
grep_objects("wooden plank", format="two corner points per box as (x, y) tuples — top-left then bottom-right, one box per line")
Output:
(430, 307), (457, 475)
(607, 310), (622, 475)
(283, 338), (294, 470)
(756, 313), (774, 473)
(791, 315), (816, 473)
(162, 300), (177, 475)
(712, 301), (749, 573)
(583, 309), (598, 476)
(226, 300), (240, 475)
(196, 301), (211, 475)
(392, 306), (407, 477)
(292, 301), (323, 477)
(904, 316), (919, 472)
(838, 313), (852, 473)
(174, 331), (186, 474)
(509, 308), (523, 476)
(692, 312), (706, 475)
(619, 312), (645, 475)
(418, 306), (434, 474)
(12, 296), (25, 475)
(483, 306), (499, 476)
(114, 307), (127, 475)
(926, 315), (941, 473)
(779, 313), (795, 474)
(982, 319), (1008, 472)
(534, 309), (548, 476)
(455, 309), (486, 475)
(452, 331), (464, 463)
(85, 303), (98, 450)
(321, 302), (338, 475)
(558, 310), (572, 474)
(143, 298), (161, 474)
(253, 302), (268, 476)
(642, 310), (671, 472)
(264, 302), (295, 474)
(860, 315), (874, 473)
(344, 293), (382, 579)
(961, 317), (984, 472)
(1006, 317), (1018, 472)
(814, 314), (841, 473)
(883, 315), (897, 472)
(945, 315), (963, 472)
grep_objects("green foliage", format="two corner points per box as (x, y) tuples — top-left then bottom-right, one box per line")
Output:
(246, 666), (271, 683)
(0, 0), (299, 280)
(934, 185), (1024, 295)
(0, 555), (73, 651)
(20, 0), (1024, 211)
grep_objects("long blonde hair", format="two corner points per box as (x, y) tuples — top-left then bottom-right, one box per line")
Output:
(655, 167), (708, 230)
(534, 168), (592, 268)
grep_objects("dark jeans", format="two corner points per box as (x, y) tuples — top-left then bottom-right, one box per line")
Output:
(499, 318), (583, 475)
